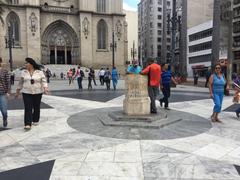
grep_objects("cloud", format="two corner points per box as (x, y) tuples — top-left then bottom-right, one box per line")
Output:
(123, 2), (137, 11)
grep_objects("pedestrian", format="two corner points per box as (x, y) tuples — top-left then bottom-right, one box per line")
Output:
(233, 74), (240, 118)
(15, 57), (49, 130)
(141, 58), (161, 114)
(159, 63), (177, 110)
(67, 69), (73, 85)
(104, 68), (111, 90)
(111, 67), (119, 90)
(74, 66), (85, 91)
(127, 60), (142, 74)
(88, 68), (94, 90)
(193, 71), (199, 86)
(60, 72), (64, 79)
(90, 68), (97, 86)
(99, 68), (105, 85)
(209, 64), (229, 123)
(45, 68), (51, 83)
(205, 68), (211, 88)
(0, 57), (10, 128)
(10, 70), (15, 85)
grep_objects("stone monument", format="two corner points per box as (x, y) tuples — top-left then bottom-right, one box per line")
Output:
(123, 74), (151, 115)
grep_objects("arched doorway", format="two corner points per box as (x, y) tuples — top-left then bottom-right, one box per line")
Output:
(41, 20), (79, 64)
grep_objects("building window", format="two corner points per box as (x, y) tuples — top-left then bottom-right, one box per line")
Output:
(158, 7), (162, 12)
(6, 11), (20, 46)
(97, 0), (106, 13)
(158, 15), (162, 19)
(189, 28), (213, 42)
(189, 41), (212, 53)
(97, 19), (108, 49)
(158, 38), (161, 42)
(158, 30), (162, 35)
(233, 21), (240, 33)
(234, 51), (240, 60)
(10, 0), (19, 4)
(189, 54), (212, 64)
(158, 23), (162, 28)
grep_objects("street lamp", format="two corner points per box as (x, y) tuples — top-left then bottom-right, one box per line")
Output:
(167, 0), (181, 67)
(131, 41), (137, 62)
(4, 23), (14, 72)
(110, 31), (117, 68)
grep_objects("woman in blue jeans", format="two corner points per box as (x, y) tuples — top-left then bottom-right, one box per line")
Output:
(209, 64), (228, 122)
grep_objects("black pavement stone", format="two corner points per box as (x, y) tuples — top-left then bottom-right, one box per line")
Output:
(49, 89), (210, 103)
(0, 160), (55, 180)
(67, 107), (212, 140)
(8, 96), (52, 110)
(234, 165), (240, 176)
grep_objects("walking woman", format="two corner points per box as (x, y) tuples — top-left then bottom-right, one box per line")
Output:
(16, 58), (49, 130)
(209, 64), (228, 122)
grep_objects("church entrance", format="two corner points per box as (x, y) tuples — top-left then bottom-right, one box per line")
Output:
(41, 20), (79, 65)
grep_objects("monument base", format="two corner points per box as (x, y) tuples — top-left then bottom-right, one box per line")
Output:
(123, 97), (151, 115)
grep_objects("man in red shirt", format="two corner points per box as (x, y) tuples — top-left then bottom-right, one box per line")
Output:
(141, 58), (161, 113)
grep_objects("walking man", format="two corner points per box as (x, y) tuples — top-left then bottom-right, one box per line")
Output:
(159, 63), (177, 110)
(0, 57), (10, 128)
(141, 58), (161, 114)
(111, 67), (119, 90)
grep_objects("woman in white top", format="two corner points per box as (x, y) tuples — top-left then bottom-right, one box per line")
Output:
(16, 58), (49, 130)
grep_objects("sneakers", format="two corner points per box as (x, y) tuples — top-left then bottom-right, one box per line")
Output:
(159, 100), (163, 107)
(3, 119), (7, 128)
(24, 125), (31, 130)
(32, 122), (39, 126)
(236, 112), (240, 118)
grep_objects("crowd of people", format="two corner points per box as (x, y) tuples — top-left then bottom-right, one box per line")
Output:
(1, 56), (240, 131)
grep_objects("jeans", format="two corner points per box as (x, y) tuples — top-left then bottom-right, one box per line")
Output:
(88, 78), (92, 90)
(213, 92), (224, 113)
(0, 95), (8, 121)
(105, 78), (110, 90)
(22, 93), (42, 126)
(112, 78), (118, 90)
(160, 84), (170, 108)
(148, 86), (159, 112)
(77, 77), (83, 90)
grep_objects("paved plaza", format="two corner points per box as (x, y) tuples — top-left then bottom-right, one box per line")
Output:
(0, 80), (240, 180)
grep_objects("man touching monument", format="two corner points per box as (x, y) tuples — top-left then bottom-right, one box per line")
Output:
(141, 58), (161, 114)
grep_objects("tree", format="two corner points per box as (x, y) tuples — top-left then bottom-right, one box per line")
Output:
(0, 0), (10, 25)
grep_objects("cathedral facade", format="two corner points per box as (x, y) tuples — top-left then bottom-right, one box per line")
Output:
(0, 0), (127, 71)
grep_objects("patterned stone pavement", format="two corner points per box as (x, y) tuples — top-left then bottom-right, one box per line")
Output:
(0, 84), (240, 180)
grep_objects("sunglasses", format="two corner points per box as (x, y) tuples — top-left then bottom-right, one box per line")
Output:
(30, 79), (35, 85)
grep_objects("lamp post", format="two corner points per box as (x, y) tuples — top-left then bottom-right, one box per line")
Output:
(167, 0), (181, 68)
(131, 41), (137, 62)
(110, 31), (117, 68)
(5, 23), (14, 72)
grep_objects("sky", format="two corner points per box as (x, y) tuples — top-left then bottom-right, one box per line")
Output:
(123, 0), (140, 11)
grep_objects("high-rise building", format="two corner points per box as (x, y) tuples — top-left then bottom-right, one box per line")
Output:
(138, 0), (173, 66)
(233, 0), (240, 73)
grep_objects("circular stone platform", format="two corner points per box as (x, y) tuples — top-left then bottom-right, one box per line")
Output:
(67, 107), (212, 140)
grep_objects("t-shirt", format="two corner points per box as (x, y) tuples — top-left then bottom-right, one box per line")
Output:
(161, 70), (172, 85)
(141, 63), (161, 87)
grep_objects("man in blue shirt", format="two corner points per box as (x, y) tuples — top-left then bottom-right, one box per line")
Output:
(159, 63), (177, 110)
(127, 60), (142, 74)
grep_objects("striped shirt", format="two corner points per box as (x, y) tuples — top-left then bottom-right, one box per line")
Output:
(0, 68), (10, 95)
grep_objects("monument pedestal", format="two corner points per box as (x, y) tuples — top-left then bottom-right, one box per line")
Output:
(123, 74), (151, 115)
